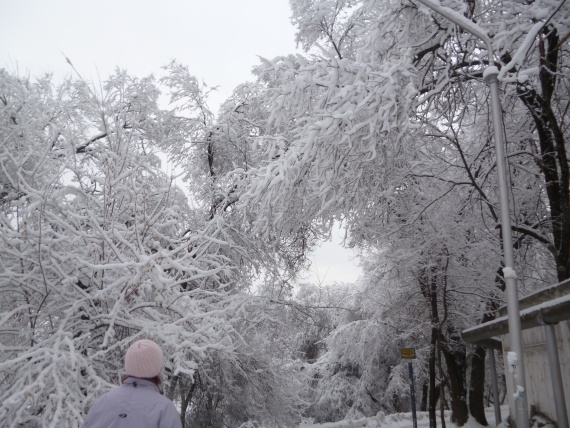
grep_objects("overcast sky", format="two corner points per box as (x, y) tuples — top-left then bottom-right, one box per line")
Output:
(0, 0), (300, 108)
(0, 0), (361, 285)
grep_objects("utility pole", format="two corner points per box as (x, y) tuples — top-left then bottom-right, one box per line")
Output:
(409, 1), (529, 427)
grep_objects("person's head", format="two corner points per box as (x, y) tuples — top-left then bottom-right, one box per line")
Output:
(124, 339), (164, 384)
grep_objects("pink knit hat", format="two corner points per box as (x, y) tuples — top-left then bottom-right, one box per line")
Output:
(124, 339), (164, 378)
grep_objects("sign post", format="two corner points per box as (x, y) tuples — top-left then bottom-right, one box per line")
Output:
(401, 348), (418, 428)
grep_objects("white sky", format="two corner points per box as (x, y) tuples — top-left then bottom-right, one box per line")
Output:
(0, 0), (361, 285)
(301, 228), (362, 286)
(0, 0), (299, 109)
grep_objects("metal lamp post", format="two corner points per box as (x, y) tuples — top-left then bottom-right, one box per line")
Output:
(411, 1), (529, 427)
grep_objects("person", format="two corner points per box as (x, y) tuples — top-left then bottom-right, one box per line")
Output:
(82, 339), (183, 428)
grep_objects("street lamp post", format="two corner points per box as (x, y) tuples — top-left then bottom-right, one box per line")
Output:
(411, 1), (529, 427)
(486, 68), (529, 428)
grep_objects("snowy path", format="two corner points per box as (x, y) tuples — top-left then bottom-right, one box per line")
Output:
(300, 405), (511, 428)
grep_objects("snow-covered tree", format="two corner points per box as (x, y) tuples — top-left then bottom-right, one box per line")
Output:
(232, 0), (569, 425)
(0, 67), (303, 428)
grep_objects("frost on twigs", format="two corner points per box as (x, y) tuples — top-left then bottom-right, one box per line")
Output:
(242, 51), (418, 238)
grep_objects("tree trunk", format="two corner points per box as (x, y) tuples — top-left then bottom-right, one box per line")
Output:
(421, 381), (428, 412)
(438, 347), (447, 428)
(468, 345), (489, 425)
(428, 339), (437, 428)
(468, 284), (502, 425)
(440, 338), (469, 426)
(180, 374), (197, 428)
(166, 374), (179, 400)
(518, 26), (570, 282)
(425, 267), (439, 428)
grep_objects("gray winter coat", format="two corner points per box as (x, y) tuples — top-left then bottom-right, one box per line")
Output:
(81, 377), (183, 428)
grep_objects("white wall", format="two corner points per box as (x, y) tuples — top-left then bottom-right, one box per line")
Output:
(502, 320), (570, 423)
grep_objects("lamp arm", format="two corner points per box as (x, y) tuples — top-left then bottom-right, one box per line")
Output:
(413, 0), (494, 64)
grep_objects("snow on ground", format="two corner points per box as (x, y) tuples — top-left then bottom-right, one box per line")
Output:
(299, 405), (512, 428)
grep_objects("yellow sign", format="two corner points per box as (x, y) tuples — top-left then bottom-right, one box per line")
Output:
(401, 348), (417, 359)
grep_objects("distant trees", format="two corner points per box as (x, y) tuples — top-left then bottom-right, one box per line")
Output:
(299, 282), (415, 422)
